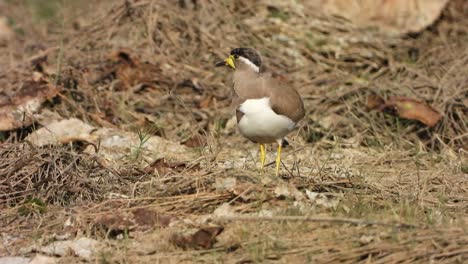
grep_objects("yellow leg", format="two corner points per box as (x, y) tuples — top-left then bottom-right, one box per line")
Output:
(259, 143), (266, 169)
(275, 143), (282, 176)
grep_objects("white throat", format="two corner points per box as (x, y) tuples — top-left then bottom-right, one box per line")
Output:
(238, 56), (259, 72)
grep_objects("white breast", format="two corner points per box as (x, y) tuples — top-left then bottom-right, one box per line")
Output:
(237, 97), (296, 143)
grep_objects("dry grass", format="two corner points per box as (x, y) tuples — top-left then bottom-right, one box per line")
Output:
(0, 0), (467, 263)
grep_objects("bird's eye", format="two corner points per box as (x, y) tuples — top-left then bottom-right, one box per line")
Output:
(233, 54), (239, 59)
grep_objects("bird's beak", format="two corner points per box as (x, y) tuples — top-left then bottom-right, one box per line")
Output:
(215, 55), (236, 69)
(214, 60), (226, 67)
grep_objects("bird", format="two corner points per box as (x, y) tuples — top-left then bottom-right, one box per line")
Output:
(215, 47), (305, 176)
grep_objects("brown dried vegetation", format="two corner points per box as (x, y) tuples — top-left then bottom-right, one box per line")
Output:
(0, 0), (467, 263)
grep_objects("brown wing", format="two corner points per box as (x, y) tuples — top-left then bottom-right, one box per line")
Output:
(266, 76), (305, 123)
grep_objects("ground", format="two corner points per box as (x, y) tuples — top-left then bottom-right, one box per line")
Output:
(0, 0), (467, 263)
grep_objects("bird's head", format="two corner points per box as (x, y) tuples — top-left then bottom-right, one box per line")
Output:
(215, 47), (262, 72)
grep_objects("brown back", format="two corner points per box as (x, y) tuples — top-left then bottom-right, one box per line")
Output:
(232, 68), (305, 123)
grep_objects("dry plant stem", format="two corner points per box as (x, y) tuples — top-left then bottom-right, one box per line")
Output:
(215, 215), (418, 229)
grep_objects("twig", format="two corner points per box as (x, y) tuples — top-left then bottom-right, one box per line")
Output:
(214, 215), (418, 228)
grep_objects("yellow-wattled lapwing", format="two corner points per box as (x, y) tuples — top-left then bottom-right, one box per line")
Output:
(216, 48), (305, 176)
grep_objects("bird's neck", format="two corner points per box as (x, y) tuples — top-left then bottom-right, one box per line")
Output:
(233, 67), (256, 85)
(233, 59), (259, 82)
(236, 57), (260, 73)
(232, 68), (262, 100)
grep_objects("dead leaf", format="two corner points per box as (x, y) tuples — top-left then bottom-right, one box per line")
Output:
(131, 208), (173, 228)
(170, 226), (224, 249)
(143, 158), (191, 174)
(387, 96), (442, 126)
(94, 208), (174, 234)
(24, 118), (95, 145)
(367, 95), (442, 127)
(307, 0), (449, 35)
(198, 94), (213, 109)
(367, 95), (385, 110)
(94, 212), (134, 233)
(108, 50), (161, 91)
(0, 80), (59, 131)
(182, 133), (207, 148)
